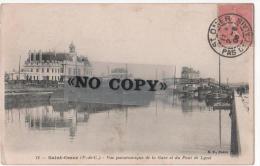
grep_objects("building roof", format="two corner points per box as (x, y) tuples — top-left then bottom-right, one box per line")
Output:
(181, 66), (200, 74)
(27, 51), (91, 66)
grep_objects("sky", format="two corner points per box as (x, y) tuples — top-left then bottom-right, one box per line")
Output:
(1, 4), (253, 83)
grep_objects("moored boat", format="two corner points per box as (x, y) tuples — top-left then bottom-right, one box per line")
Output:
(205, 90), (230, 106)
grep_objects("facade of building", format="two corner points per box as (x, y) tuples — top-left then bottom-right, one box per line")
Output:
(21, 43), (92, 81)
(181, 67), (200, 79)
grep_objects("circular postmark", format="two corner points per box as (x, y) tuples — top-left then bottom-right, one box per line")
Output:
(208, 13), (253, 58)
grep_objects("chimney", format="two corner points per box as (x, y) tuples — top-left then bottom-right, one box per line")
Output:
(39, 50), (42, 63)
(28, 50), (31, 63)
(33, 50), (36, 62)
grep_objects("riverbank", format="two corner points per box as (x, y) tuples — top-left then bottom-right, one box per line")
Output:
(234, 92), (254, 163)
(5, 87), (59, 95)
(5, 87), (61, 109)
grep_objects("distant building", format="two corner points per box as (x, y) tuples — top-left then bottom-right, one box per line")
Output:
(181, 67), (200, 79)
(109, 67), (132, 78)
(5, 70), (22, 81)
(21, 42), (92, 81)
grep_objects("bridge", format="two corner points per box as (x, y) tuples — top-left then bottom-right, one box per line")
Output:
(163, 77), (229, 89)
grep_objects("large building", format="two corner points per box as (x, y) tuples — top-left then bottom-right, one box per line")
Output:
(21, 43), (92, 81)
(181, 66), (200, 79)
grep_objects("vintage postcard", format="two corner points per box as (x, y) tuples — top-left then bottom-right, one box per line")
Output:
(0, 3), (254, 165)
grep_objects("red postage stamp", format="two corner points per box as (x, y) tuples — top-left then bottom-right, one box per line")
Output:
(208, 4), (253, 58)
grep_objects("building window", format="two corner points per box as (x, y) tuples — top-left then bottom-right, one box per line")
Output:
(36, 54), (40, 61)
(68, 68), (71, 75)
(36, 69), (39, 72)
(42, 68), (44, 72)
(31, 68), (33, 72)
(52, 68), (54, 73)
(47, 68), (49, 72)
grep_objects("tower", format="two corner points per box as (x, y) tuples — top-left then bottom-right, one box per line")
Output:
(69, 42), (76, 53)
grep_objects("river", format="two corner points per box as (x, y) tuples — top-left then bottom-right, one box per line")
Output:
(4, 94), (231, 160)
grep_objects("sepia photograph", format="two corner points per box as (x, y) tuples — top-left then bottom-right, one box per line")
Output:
(0, 3), (255, 165)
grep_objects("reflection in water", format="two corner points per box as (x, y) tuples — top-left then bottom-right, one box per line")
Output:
(5, 94), (231, 155)
(12, 102), (129, 140)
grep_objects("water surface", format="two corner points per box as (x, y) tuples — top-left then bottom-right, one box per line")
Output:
(4, 95), (231, 156)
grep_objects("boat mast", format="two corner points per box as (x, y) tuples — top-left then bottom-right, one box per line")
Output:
(18, 55), (21, 80)
(219, 55), (221, 89)
(218, 55), (222, 147)
(219, 109), (222, 147)
(155, 68), (158, 80)
(125, 63), (128, 78)
(174, 65), (176, 88)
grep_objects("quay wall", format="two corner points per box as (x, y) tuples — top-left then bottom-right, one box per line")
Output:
(233, 92), (254, 163)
